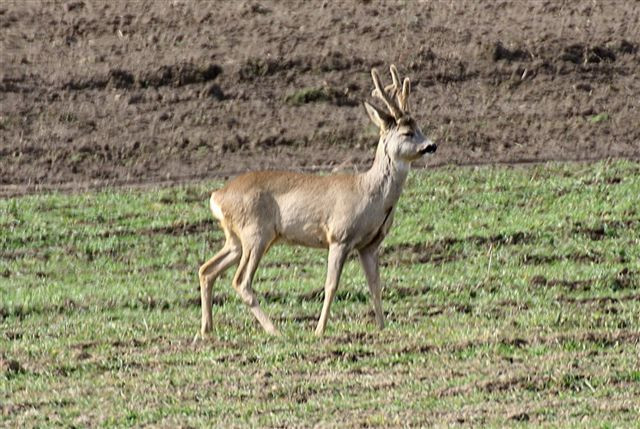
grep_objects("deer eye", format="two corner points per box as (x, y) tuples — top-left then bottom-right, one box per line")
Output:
(401, 130), (414, 137)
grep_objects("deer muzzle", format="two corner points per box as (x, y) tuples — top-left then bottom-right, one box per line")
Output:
(419, 143), (437, 155)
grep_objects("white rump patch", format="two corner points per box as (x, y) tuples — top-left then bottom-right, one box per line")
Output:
(210, 193), (224, 221)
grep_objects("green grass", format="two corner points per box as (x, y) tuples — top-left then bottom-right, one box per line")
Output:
(285, 87), (331, 105)
(1, 160), (639, 427)
(588, 113), (610, 124)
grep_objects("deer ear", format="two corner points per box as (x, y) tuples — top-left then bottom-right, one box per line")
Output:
(364, 102), (394, 132)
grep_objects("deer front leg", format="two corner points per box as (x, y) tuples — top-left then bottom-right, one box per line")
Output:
(358, 246), (384, 329)
(315, 243), (350, 336)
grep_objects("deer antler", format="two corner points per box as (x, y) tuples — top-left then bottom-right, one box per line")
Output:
(391, 65), (411, 113)
(370, 64), (410, 120)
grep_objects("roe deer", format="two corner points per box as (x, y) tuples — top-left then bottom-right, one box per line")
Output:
(198, 65), (437, 337)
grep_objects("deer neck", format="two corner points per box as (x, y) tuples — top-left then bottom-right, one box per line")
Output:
(361, 136), (410, 210)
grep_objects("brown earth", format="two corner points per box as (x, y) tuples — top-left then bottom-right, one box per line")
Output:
(1, 0), (639, 196)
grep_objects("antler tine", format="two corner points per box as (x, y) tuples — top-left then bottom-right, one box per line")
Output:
(387, 64), (403, 104)
(370, 68), (403, 119)
(390, 65), (411, 113)
(400, 77), (411, 112)
(390, 65), (401, 92)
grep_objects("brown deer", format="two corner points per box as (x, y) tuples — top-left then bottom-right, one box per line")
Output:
(198, 65), (436, 337)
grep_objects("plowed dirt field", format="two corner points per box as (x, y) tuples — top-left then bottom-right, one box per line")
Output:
(1, 1), (638, 196)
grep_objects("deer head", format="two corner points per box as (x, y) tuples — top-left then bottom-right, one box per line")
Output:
(364, 65), (437, 163)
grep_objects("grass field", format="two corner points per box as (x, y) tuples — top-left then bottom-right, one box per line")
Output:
(1, 160), (639, 427)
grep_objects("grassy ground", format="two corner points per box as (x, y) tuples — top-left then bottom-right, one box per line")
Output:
(1, 160), (639, 427)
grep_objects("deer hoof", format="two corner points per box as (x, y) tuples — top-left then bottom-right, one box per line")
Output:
(193, 331), (211, 344)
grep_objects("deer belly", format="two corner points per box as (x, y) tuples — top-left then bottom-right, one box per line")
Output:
(278, 219), (328, 248)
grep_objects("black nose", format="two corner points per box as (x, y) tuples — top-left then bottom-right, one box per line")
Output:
(420, 144), (437, 155)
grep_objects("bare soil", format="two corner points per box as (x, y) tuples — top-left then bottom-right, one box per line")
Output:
(1, 1), (639, 196)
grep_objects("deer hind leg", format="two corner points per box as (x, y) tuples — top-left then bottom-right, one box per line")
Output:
(232, 228), (279, 335)
(199, 226), (241, 336)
